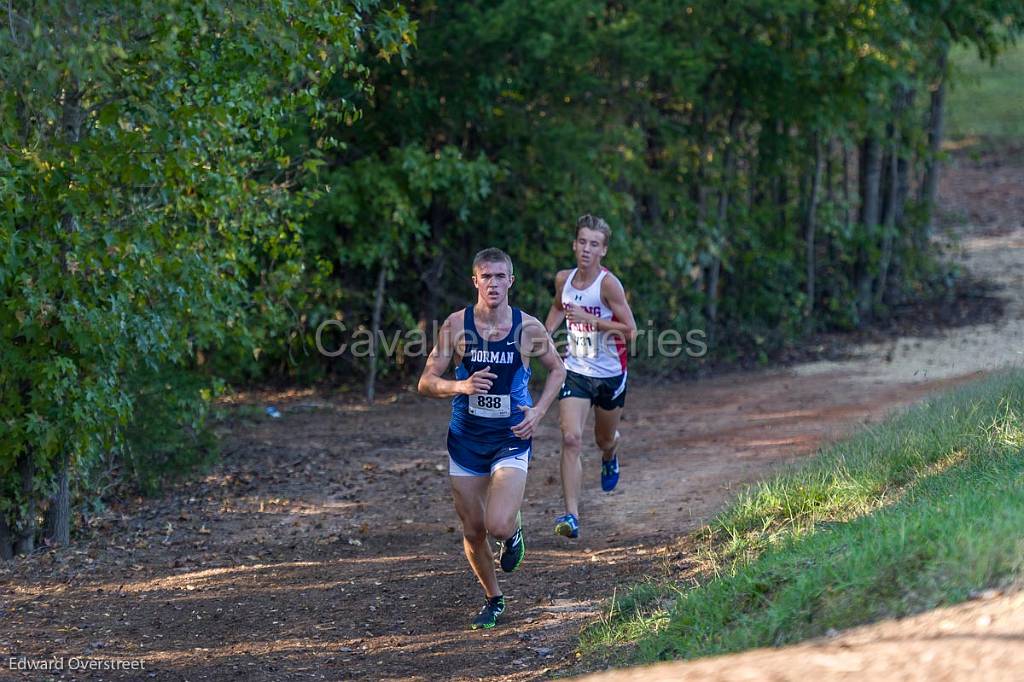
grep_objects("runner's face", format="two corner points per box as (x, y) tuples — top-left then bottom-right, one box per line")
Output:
(573, 227), (608, 269)
(472, 261), (514, 307)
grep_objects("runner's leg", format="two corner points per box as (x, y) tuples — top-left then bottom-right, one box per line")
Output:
(559, 397), (591, 517)
(450, 475), (500, 598)
(594, 406), (623, 462)
(484, 467), (527, 540)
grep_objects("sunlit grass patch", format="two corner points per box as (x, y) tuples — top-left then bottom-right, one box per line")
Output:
(948, 41), (1024, 140)
(581, 371), (1024, 666)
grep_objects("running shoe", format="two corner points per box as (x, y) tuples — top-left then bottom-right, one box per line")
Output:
(470, 595), (506, 630)
(553, 513), (579, 539)
(499, 512), (525, 573)
(601, 456), (620, 492)
(601, 430), (621, 492)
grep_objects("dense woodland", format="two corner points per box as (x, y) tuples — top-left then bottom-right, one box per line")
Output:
(2, 0), (1022, 557)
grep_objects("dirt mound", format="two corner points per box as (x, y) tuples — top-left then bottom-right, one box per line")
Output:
(580, 589), (1024, 682)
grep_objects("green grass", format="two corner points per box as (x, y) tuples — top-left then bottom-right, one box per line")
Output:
(581, 371), (1024, 666)
(947, 41), (1024, 140)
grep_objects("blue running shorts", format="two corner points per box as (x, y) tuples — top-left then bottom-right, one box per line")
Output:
(447, 431), (532, 477)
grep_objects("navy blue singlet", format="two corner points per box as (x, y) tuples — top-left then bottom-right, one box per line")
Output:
(449, 306), (533, 441)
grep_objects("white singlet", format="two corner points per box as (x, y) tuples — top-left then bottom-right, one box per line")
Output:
(561, 267), (628, 378)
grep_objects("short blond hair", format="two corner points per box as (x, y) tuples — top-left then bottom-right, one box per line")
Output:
(472, 247), (514, 275)
(576, 214), (611, 245)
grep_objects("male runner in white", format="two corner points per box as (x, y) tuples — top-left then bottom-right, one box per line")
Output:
(418, 248), (565, 629)
(545, 215), (637, 539)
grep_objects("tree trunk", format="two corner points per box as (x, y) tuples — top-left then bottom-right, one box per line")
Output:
(427, 202), (448, 319)
(880, 144), (895, 230)
(706, 179), (730, 348)
(42, 80), (84, 549)
(420, 253), (441, 325)
(860, 136), (883, 236)
(842, 141), (852, 237)
(0, 516), (13, 561)
(876, 85), (911, 306)
(366, 264), (388, 405)
(694, 181), (709, 298)
(706, 109), (741, 346)
(894, 87), (916, 232)
(821, 139), (836, 312)
(856, 135), (883, 320)
(776, 154), (789, 232)
(705, 256), (720, 347)
(826, 137), (835, 204)
(693, 108), (710, 302)
(43, 453), (71, 547)
(920, 46), (948, 245)
(414, 202), (448, 375)
(804, 134), (824, 323)
(876, 141), (899, 306)
(895, 154), (911, 230)
(15, 451), (36, 555)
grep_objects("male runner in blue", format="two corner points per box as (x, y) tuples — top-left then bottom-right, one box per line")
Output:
(418, 248), (565, 630)
(545, 215), (637, 540)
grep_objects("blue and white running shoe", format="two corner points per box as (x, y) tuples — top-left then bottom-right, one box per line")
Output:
(601, 430), (621, 491)
(553, 513), (579, 539)
(601, 456), (620, 492)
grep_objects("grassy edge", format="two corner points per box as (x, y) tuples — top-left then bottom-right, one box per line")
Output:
(579, 370), (1024, 668)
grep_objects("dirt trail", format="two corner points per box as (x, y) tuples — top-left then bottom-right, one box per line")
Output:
(2, 150), (1023, 682)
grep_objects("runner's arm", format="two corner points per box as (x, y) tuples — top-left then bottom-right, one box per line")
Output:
(524, 317), (566, 416)
(544, 270), (569, 335)
(417, 314), (496, 398)
(511, 317), (566, 439)
(601, 274), (638, 341)
(563, 275), (637, 341)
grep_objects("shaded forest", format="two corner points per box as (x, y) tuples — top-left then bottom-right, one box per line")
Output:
(2, 0), (1022, 557)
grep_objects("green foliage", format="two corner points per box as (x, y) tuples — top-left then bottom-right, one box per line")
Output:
(581, 371), (1024, 663)
(0, 0), (413, 546)
(305, 144), (499, 380)
(119, 369), (221, 496)
(280, 0), (1024, 383)
(3, 0), (1023, 551)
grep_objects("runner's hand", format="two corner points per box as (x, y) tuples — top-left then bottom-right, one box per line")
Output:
(511, 405), (542, 439)
(462, 366), (497, 395)
(564, 303), (597, 326)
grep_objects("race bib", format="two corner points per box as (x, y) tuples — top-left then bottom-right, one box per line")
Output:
(569, 330), (598, 358)
(468, 393), (511, 418)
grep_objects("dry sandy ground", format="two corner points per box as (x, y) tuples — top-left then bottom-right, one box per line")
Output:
(1, 151), (1022, 682)
(794, 227), (1024, 383)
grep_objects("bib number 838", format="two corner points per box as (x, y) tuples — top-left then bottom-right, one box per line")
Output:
(468, 393), (511, 418)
